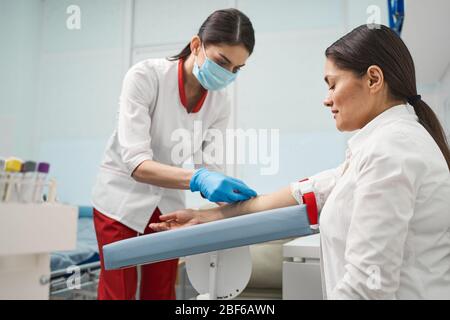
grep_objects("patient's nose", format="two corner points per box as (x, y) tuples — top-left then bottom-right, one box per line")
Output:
(323, 95), (333, 107)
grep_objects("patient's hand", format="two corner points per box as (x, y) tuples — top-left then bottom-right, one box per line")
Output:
(149, 208), (222, 232)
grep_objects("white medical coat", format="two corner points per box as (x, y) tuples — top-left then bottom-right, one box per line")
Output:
(92, 58), (230, 233)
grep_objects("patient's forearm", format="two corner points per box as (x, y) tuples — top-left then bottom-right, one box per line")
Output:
(216, 186), (297, 220)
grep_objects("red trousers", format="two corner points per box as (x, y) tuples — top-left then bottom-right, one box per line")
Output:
(93, 207), (179, 300)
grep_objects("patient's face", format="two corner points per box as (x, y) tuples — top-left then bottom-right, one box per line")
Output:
(323, 58), (372, 131)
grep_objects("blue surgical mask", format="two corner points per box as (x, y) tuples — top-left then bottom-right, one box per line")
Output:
(193, 44), (239, 91)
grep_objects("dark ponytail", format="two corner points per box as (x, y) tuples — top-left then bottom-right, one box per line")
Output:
(170, 43), (192, 61)
(325, 24), (450, 171)
(168, 8), (255, 61)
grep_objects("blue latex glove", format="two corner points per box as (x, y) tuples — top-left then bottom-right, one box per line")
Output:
(190, 168), (257, 203)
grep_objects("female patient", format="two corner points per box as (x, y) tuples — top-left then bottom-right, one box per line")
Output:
(150, 25), (450, 299)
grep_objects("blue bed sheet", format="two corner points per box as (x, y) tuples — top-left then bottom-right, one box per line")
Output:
(51, 217), (99, 271)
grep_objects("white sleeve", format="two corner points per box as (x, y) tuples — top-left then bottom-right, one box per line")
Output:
(117, 64), (157, 176)
(330, 132), (420, 299)
(290, 162), (347, 211)
(194, 100), (231, 173)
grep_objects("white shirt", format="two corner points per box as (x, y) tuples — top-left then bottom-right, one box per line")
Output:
(92, 58), (230, 233)
(293, 104), (450, 299)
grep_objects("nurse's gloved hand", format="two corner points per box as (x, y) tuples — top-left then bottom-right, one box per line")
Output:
(190, 168), (257, 203)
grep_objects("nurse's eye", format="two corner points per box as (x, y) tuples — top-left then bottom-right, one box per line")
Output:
(329, 85), (335, 90)
(232, 67), (241, 73)
(217, 60), (228, 67)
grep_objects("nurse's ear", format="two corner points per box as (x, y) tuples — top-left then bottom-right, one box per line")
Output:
(190, 36), (202, 56)
(366, 65), (384, 94)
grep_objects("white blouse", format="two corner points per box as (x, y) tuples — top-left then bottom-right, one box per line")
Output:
(292, 104), (450, 299)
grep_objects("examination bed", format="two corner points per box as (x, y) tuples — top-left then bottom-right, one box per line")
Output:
(50, 206), (101, 300)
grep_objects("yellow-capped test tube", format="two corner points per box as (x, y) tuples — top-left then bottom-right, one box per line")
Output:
(3, 158), (23, 202)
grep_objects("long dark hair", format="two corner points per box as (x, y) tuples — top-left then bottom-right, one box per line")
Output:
(169, 8), (255, 61)
(326, 24), (450, 170)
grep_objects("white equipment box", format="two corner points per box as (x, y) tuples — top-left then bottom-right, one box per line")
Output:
(282, 233), (322, 300)
(0, 203), (78, 299)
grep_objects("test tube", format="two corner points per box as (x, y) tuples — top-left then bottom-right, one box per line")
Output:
(47, 178), (57, 203)
(0, 158), (6, 202)
(4, 158), (23, 202)
(34, 162), (50, 203)
(20, 161), (37, 203)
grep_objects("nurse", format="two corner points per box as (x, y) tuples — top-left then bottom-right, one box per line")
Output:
(150, 25), (450, 299)
(92, 8), (256, 300)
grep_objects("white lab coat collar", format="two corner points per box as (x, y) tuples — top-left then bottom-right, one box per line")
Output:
(347, 104), (418, 156)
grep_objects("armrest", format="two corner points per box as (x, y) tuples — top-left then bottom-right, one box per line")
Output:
(103, 205), (313, 270)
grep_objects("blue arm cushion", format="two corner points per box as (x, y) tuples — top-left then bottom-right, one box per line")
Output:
(103, 205), (313, 270)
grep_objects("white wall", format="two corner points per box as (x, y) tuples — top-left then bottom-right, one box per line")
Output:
(402, 0), (450, 139)
(436, 67), (450, 139)
(233, 0), (388, 193)
(1, 0), (130, 205)
(0, 0), (42, 159)
(34, 0), (130, 205)
(234, 1), (345, 193)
